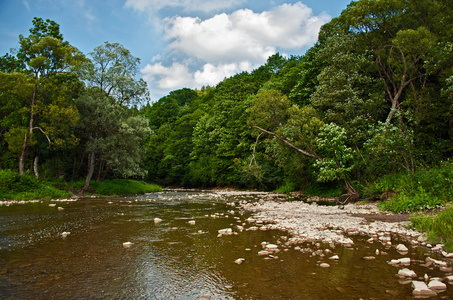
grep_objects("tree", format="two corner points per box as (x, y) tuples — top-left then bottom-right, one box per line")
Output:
(1, 18), (85, 176)
(84, 41), (149, 107)
(79, 42), (150, 192)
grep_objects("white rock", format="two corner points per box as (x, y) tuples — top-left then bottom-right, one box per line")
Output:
(427, 257), (448, 267)
(412, 281), (437, 297)
(428, 280), (447, 292)
(319, 263), (330, 268)
(188, 220), (196, 225)
(329, 255), (340, 260)
(49, 204), (56, 207)
(266, 244), (279, 250)
(396, 244), (409, 252)
(445, 275), (453, 282)
(234, 258), (245, 265)
(258, 250), (270, 256)
(122, 242), (133, 248)
(61, 232), (71, 238)
(246, 226), (258, 231)
(57, 207), (64, 211)
(218, 228), (233, 235)
(442, 251), (453, 258)
(154, 217), (162, 224)
(398, 268), (417, 278)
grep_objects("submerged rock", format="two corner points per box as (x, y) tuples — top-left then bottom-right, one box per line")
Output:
(154, 218), (162, 224)
(234, 258), (245, 265)
(122, 242), (133, 248)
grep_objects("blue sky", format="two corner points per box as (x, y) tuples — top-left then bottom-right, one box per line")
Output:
(0, 0), (352, 101)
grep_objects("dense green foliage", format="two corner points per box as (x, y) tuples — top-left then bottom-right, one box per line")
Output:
(0, 169), (71, 200)
(369, 162), (453, 213)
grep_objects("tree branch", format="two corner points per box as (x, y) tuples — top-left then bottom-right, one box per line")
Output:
(252, 125), (322, 160)
(32, 127), (51, 144)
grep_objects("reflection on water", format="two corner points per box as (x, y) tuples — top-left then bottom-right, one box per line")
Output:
(0, 191), (451, 299)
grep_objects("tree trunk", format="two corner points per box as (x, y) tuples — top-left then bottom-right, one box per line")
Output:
(33, 155), (39, 180)
(82, 151), (95, 194)
(19, 133), (28, 175)
(101, 165), (111, 182)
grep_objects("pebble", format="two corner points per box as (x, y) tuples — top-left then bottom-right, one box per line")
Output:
(154, 218), (162, 224)
(61, 232), (71, 238)
(234, 258), (245, 265)
(122, 242), (133, 248)
(319, 263), (330, 268)
(363, 256), (376, 261)
(188, 220), (196, 225)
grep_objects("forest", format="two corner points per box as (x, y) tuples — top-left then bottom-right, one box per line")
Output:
(1, 0), (452, 240)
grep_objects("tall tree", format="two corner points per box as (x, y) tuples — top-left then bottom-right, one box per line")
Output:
(1, 18), (85, 176)
(80, 42), (150, 192)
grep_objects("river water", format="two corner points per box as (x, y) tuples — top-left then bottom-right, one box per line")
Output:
(0, 191), (451, 299)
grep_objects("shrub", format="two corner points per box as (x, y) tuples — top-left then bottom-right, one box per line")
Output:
(0, 169), (71, 200)
(411, 206), (453, 251)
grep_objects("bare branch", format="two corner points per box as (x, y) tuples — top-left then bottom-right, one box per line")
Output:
(252, 125), (322, 160)
(32, 127), (51, 144)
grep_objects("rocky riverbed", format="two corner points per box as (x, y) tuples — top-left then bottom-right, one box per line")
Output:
(216, 192), (453, 298)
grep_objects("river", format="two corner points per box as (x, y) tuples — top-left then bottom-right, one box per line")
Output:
(0, 190), (451, 299)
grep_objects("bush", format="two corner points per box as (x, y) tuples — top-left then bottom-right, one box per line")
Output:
(368, 161), (453, 213)
(0, 169), (71, 200)
(411, 206), (453, 251)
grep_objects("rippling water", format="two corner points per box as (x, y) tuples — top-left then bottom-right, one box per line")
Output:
(0, 191), (451, 299)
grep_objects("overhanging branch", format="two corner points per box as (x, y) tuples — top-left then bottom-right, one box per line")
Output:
(252, 125), (322, 160)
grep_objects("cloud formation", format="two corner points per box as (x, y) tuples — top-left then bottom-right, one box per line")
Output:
(140, 2), (331, 100)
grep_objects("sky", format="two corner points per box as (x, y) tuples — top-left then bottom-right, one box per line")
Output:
(0, 0), (352, 101)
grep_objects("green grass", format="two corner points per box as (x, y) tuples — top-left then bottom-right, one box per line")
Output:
(0, 169), (71, 200)
(365, 161), (453, 251)
(366, 161), (453, 213)
(71, 179), (162, 196)
(0, 169), (162, 200)
(411, 205), (453, 251)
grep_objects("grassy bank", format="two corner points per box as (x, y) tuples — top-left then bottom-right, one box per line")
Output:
(70, 179), (162, 196)
(0, 169), (162, 200)
(366, 161), (453, 250)
(0, 169), (71, 200)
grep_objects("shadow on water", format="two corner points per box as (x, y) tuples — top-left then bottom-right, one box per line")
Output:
(0, 191), (451, 299)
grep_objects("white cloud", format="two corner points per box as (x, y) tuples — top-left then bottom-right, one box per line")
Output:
(142, 62), (193, 90)
(125, 0), (245, 13)
(141, 2), (331, 100)
(163, 3), (329, 64)
(194, 62), (252, 86)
